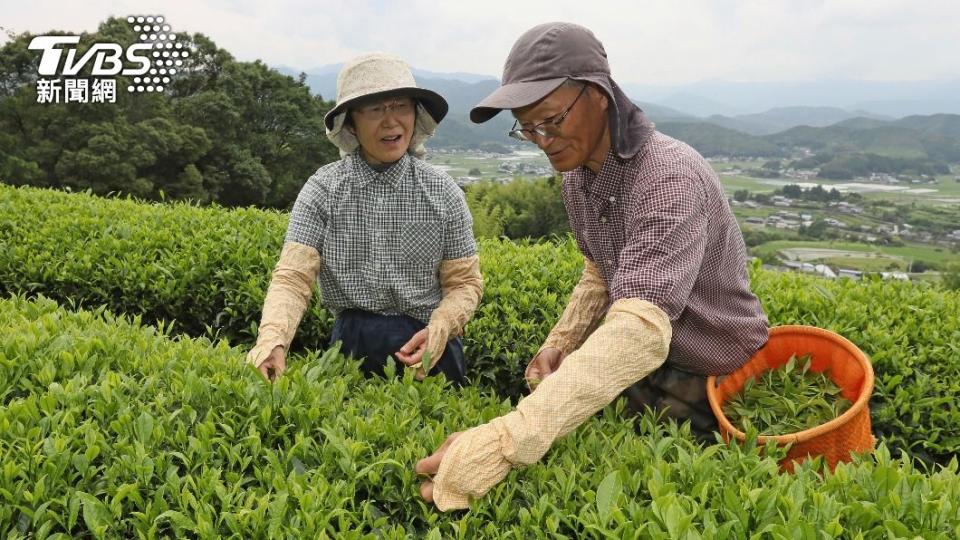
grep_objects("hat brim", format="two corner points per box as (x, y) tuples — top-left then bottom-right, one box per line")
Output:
(324, 87), (449, 130)
(469, 77), (567, 124)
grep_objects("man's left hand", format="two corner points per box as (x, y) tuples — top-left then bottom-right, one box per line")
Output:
(415, 432), (462, 505)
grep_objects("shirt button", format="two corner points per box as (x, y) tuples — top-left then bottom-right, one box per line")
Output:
(600, 216), (608, 223)
(609, 196), (616, 203)
(606, 259), (614, 266)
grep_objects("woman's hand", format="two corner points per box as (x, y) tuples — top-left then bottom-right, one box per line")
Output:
(397, 328), (430, 379)
(396, 328), (428, 365)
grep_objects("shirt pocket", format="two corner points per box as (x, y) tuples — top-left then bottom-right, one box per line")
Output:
(401, 221), (443, 265)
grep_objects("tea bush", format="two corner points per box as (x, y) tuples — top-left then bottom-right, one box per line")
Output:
(1, 295), (959, 538)
(1, 184), (958, 463)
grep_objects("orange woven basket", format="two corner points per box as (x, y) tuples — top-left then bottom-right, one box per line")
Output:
(706, 325), (875, 472)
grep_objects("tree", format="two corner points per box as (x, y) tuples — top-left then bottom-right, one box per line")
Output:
(943, 264), (960, 291)
(465, 176), (569, 240)
(733, 189), (750, 202)
(0, 18), (339, 208)
(800, 219), (828, 239)
(781, 184), (803, 198)
(762, 159), (782, 171)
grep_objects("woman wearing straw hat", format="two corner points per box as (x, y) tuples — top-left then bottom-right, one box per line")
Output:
(246, 53), (483, 385)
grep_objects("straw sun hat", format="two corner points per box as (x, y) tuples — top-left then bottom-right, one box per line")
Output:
(324, 53), (449, 158)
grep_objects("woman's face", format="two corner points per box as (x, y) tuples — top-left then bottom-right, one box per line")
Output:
(349, 96), (416, 165)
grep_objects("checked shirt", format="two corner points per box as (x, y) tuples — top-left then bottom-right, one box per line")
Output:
(285, 152), (476, 323)
(563, 131), (769, 375)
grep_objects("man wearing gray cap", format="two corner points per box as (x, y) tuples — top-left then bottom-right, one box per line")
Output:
(415, 22), (769, 511)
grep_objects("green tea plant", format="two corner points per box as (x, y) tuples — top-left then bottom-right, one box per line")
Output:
(1, 184), (959, 463)
(723, 354), (852, 435)
(0, 184), (332, 349)
(1, 295), (960, 538)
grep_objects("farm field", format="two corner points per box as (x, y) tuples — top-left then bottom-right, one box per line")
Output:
(2, 184), (960, 537)
(753, 240), (959, 269)
(430, 151), (960, 211)
(424, 150), (552, 182)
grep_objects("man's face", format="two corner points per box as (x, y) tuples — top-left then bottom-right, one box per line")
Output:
(511, 84), (609, 172)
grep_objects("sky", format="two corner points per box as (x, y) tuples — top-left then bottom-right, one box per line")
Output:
(2, 0), (958, 86)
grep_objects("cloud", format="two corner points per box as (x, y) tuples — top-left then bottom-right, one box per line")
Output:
(2, 0), (957, 84)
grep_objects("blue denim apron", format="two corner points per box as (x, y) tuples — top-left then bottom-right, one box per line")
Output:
(329, 309), (467, 385)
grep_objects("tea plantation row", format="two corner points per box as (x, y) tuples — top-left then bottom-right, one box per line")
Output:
(2, 295), (959, 538)
(1, 184), (958, 463)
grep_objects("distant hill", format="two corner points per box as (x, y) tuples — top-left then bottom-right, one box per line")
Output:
(767, 119), (960, 161)
(654, 91), (743, 117)
(832, 117), (891, 130)
(656, 122), (783, 158)
(705, 107), (892, 136)
(832, 114), (960, 140)
(894, 114), (960, 139)
(273, 64), (960, 157)
(654, 114), (960, 163)
(636, 102), (697, 123)
(413, 77), (513, 149)
(276, 65), (497, 102)
(623, 79), (960, 117)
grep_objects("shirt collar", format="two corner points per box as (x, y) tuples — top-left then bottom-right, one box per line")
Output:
(351, 151), (410, 190)
(576, 149), (625, 200)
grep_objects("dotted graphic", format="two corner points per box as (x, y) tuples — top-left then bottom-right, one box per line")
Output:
(126, 15), (186, 93)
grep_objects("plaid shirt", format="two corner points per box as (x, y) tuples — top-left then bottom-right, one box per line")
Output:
(563, 131), (769, 375)
(285, 152), (476, 323)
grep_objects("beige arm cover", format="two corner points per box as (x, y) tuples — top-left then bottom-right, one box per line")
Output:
(539, 257), (609, 355)
(422, 255), (484, 368)
(245, 242), (321, 368)
(431, 298), (672, 511)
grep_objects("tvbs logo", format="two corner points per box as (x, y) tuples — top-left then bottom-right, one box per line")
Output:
(29, 35), (152, 77)
(29, 15), (184, 103)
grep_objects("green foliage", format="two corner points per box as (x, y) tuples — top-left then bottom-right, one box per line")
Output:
(2, 294), (959, 538)
(744, 167), (781, 178)
(761, 159), (782, 170)
(751, 267), (960, 463)
(723, 354), (851, 435)
(464, 176), (569, 240)
(657, 122), (782, 158)
(943, 263), (960, 291)
(0, 18), (339, 208)
(2, 184), (960, 463)
(799, 219), (829, 239)
(772, 122), (960, 163)
(816, 153), (949, 180)
(0, 184), (333, 350)
(777, 183), (846, 202)
(739, 228), (797, 250)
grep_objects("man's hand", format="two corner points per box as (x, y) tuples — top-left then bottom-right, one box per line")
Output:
(257, 345), (287, 382)
(525, 347), (566, 389)
(415, 432), (462, 504)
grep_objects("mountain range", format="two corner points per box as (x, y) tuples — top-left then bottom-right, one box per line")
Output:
(276, 64), (960, 157)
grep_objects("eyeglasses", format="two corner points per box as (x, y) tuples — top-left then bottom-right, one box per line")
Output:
(508, 83), (587, 142)
(353, 98), (415, 121)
